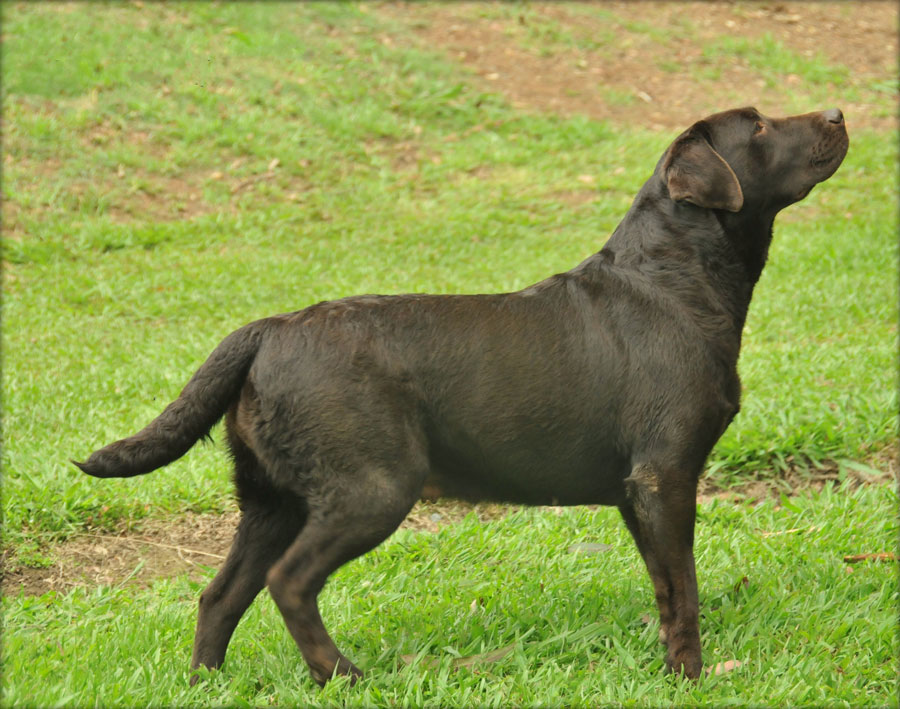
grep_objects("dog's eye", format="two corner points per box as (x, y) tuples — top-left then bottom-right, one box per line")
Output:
(753, 121), (767, 136)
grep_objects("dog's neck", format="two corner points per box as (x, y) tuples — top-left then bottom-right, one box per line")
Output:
(714, 210), (777, 286)
(593, 176), (778, 337)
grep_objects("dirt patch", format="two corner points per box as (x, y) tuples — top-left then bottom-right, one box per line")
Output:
(376, 1), (896, 132)
(2, 148), (312, 235)
(365, 135), (444, 174)
(98, 163), (311, 224)
(0, 500), (514, 598)
(1, 513), (240, 598)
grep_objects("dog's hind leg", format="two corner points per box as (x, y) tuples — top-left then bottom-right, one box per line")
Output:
(189, 441), (306, 685)
(265, 465), (422, 686)
(619, 462), (702, 678)
(189, 500), (304, 684)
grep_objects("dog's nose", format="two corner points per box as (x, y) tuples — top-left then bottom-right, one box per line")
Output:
(823, 108), (844, 124)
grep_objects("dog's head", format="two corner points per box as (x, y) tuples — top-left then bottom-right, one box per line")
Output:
(662, 107), (849, 213)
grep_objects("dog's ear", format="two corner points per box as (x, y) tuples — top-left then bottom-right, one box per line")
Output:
(663, 131), (743, 212)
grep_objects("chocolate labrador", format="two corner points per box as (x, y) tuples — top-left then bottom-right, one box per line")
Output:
(76, 107), (848, 685)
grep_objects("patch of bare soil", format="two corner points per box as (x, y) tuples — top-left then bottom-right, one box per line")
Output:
(0, 501), (514, 598)
(1, 150), (311, 239)
(376, 1), (896, 132)
(2, 512), (240, 598)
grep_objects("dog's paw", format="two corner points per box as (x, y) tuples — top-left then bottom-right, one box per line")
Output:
(665, 652), (702, 680)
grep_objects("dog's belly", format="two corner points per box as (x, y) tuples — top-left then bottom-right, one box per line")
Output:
(420, 434), (630, 507)
(420, 466), (627, 506)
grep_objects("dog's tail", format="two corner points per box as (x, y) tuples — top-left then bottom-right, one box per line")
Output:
(73, 319), (270, 478)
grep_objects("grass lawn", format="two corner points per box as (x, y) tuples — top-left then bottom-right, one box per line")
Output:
(2, 2), (896, 706)
(2, 483), (896, 706)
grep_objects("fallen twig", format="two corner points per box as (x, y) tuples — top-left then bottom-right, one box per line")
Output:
(230, 171), (277, 194)
(843, 552), (897, 563)
(76, 532), (226, 560)
(759, 525), (821, 538)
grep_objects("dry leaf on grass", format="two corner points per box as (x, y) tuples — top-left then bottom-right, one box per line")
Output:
(706, 659), (743, 676)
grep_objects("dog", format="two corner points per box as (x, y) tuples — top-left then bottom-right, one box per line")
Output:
(76, 107), (848, 685)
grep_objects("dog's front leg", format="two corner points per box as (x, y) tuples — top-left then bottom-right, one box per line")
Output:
(619, 463), (701, 678)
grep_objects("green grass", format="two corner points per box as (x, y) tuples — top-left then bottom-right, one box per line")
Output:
(3, 483), (896, 706)
(2, 2), (897, 705)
